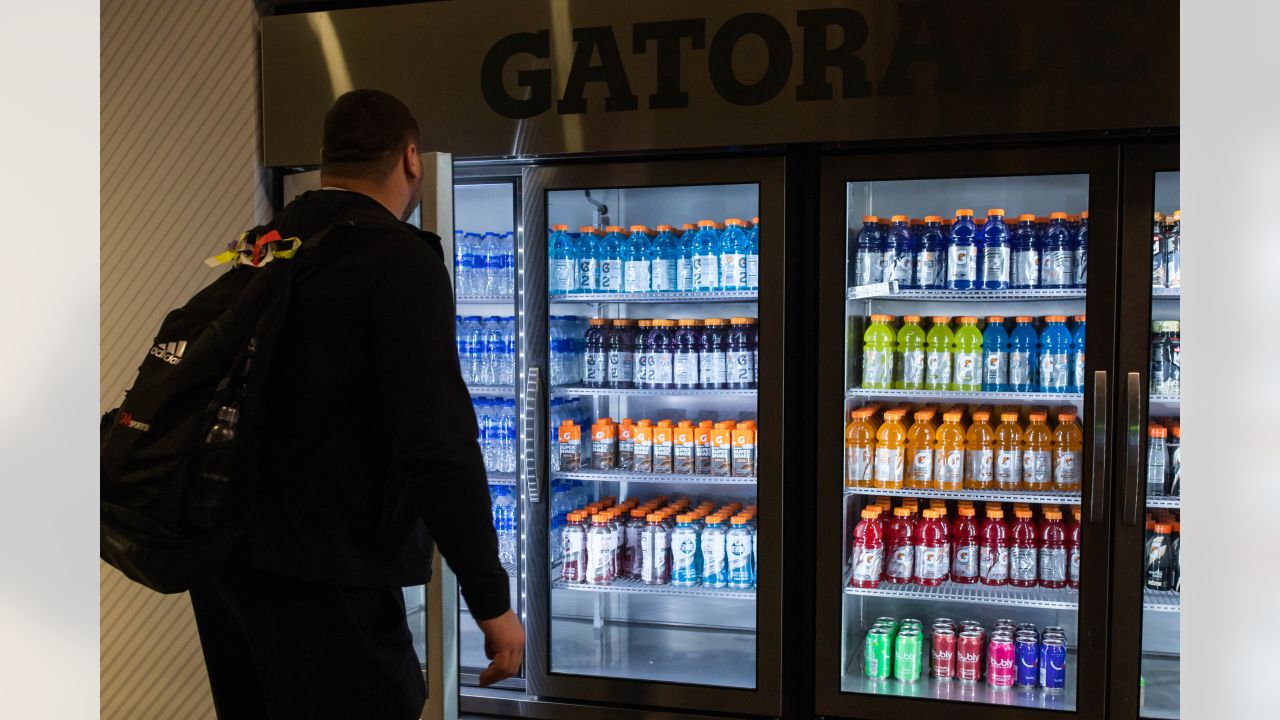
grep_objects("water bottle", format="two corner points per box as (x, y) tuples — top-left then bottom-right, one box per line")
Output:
(494, 487), (517, 566)
(501, 399), (518, 472)
(501, 231), (516, 295)
(463, 316), (485, 385)
(481, 317), (502, 385)
(456, 316), (469, 384)
(473, 398), (491, 470)
(462, 232), (484, 294)
(501, 317), (516, 386)
(453, 230), (466, 294)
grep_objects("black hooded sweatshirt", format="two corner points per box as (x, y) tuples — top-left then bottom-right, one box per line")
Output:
(238, 189), (509, 621)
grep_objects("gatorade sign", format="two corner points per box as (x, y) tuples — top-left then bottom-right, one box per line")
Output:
(261, 0), (1176, 163)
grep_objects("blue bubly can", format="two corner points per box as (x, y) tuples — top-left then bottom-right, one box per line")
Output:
(1015, 635), (1040, 687)
(1039, 637), (1067, 691)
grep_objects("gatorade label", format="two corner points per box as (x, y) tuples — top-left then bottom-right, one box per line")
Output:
(651, 258), (676, 291)
(926, 351), (952, 387)
(1042, 250), (1074, 287)
(890, 253), (914, 285)
(702, 537), (727, 586)
(1075, 247), (1088, 286)
(901, 350), (925, 387)
(676, 257), (696, 291)
(1069, 546), (1081, 584)
(746, 254), (760, 289)
(1022, 450), (1052, 488)
(641, 528), (669, 584)
(607, 349), (634, 384)
(980, 546), (1010, 582)
(887, 543), (914, 580)
(671, 531), (699, 584)
(1073, 351), (1086, 390)
(727, 350), (753, 386)
(720, 253), (746, 288)
(967, 449), (994, 486)
(852, 546), (884, 583)
(952, 542), (979, 580)
(623, 260), (651, 292)
(599, 259), (622, 291)
(1041, 547), (1067, 583)
(711, 442), (732, 477)
(1009, 352), (1033, 387)
(847, 446), (873, 485)
(995, 449), (1021, 488)
(693, 254), (718, 289)
(917, 251), (941, 287)
(634, 351), (649, 385)
(909, 450), (933, 484)
(578, 258), (600, 290)
(1039, 353), (1070, 391)
(650, 354), (673, 385)
(587, 531), (613, 584)
(727, 533), (753, 586)
(700, 350), (727, 386)
(1012, 249), (1040, 287)
(982, 246), (1010, 284)
(954, 351), (981, 387)
(584, 351), (606, 385)
(934, 449), (964, 487)
(854, 252), (882, 286)
(947, 246), (976, 282)
(1010, 546), (1037, 583)
(1054, 450), (1081, 486)
(561, 530), (584, 582)
(984, 351), (1008, 389)
(874, 447), (904, 485)
(674, 444), (695, 475)
(552, 259), (576, 292)
(863, 349), (893, 387)
(916, 546), (947, 581)
(673, 353), (698, 387)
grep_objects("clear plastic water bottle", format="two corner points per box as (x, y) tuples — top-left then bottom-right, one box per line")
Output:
(493, 487), (517, 566)
(453, 230), (466, 294)
(456, 315), (469, 384)
(500, 231), (516, 295)
(462, 232), (484, 294)
(501, 317), (516, 386)
(501, 399), (518, 472)
(482, 316), (503, 386)
(473, 398), (491, 470)
(463, 316), (485, 385)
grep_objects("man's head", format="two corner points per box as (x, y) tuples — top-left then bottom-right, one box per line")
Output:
(320, 89), (423, 221)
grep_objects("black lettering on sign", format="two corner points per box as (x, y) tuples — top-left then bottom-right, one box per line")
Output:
(557, 26), (639, 114)
(878, 0), (964, 96)
(708, 13), (793, 106)
(795, 8), (871, 101)
(633, 19), (707, 110)
(481, 30), (552, 119)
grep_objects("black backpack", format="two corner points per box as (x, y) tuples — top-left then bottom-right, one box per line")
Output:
(100, 226), (316, 593)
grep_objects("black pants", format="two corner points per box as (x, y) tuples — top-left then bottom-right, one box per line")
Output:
(189, 566), (426, 719)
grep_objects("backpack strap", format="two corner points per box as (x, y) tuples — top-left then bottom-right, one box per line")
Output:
(204, 228), (303, 269)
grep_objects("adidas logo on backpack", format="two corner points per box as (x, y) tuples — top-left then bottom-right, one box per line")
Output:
(149, 340), (187, 365)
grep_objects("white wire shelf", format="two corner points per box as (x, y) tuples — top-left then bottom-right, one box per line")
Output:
(553, 385), (757, 398)
(1145, 495), (1180, 509)
(487, 471), (518, 486)
(550, 290), (758, 303)
(843, 578), (1079, 609)
(466, 384), (516, 396)
(456, 293), (514, 304)
(1149, 394), (1181, 405)
(552, 572), (756, 600)
(1151, 287), (1181, 299)
(554, 470), (757, 485)
(1143, 588), (1180, 612)
(848, 281), (1087, 302)
(847, 387), (1083, 403)
(844, 486), (1080, 504)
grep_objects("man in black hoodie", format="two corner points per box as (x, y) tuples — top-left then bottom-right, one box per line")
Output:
(188, 90), (523, 719)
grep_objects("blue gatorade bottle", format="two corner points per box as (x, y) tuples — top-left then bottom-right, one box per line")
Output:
(693, 220), (721, 291)
(884, 215), (917, 288)
(946, 209), (979, 290)
(850, 215), (883, 287)
(1038, 316), (1073, 393)
(915, 215), (947, 289)
(622, 225), (653, 293)
(1040, 213), (1075, 289)
(650, 224), (678, 292)
(598, 226), (626, 293)
(1011, 214), (1041, 289)
(677, 223), (698, 292)
(549, 224), (576, 294)
(746, 216), (761, 291)
(1074, 211), (1089, 288)
(982, 316), (1011, 392)
(980, 208), (1011, 290)
(719, 218), (749, 291)
(1070, 315), (1087, 393)
(576, 226), (601, 292)
(1009, 316), (1039, 392)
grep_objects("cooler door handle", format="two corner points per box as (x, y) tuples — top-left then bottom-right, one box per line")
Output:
(523, 366), (546, 504)
(1089, 370), (1108, 525)
(1122, 372), (1143, 526)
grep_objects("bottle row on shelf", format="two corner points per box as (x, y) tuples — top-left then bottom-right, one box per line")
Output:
(559, 494), (758, 589)
(549, 219), (761, 295)
(864, 617), (1069, 692)
(1147, 417), (1182, 497)
(858, 315), (1086, 396)
(456, 315), (516, 387)
(1150, 321), (1181, 397)
(849, 209), (1088, 292)
(849, 498), (1081, 591)
(454, 230), (515, 296)
(488, 486), (518, 567)
(1144, 509), (1181, 592)
(1151, 211), (1182, 289)
(473, 396), (517, 474)
(559, 417), (758, 478)
(581, 316), (759, 390)
(846, 404), (1083, 494)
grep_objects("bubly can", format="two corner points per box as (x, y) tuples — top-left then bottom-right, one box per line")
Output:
(894, 628), (923, 682)
(933, 617), (957, 632)
(956, 630), (985, 683)
(1016, 622), (1038, 635)
(1043, 626), (1066, 637)
(875, 617), (900, 632)
(864, 627), (893, 679)
(1040, 637), (1067, 691)
(987, 633), (1016, 688)
(931, 626), (956, 679)
(993, 618), (1017, 632)
(1015, 636), (1040, 687)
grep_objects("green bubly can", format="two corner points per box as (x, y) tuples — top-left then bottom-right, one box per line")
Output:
(894, 628), (924, 682)
(865, 627), (894, 678)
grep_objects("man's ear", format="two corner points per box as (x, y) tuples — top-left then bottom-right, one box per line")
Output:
(405, 143), (422, 180)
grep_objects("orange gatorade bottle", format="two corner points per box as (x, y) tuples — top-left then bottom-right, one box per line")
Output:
(1052, 411), (1084, 491)
(933, 410), (967, 491)
(905, 409), (937, 490)
(1022, 412), (1053, 491)
(874, 409), (908, 490)
(965, 410), (996, 490)
(994, 411), (1024, 491)
(845, 409), (877, 488)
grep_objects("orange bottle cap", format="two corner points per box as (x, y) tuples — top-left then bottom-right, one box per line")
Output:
(943, 410), (963, 422)
(988, 208), (1005, 216)
(957, 316), (978, 324)
(1029, 412), (1047, 422)
(1081, 211), (1089, 219)
(891, 214), (908, 223)
(1050, 212), (1068, 220)
(731, 515), (749, 525)
(903, 315), (921, 322)
(677, 318), (701, 326)
(1074, 315), (1087, 322)
(637, 319), (652, 327)
(656, 224), (674, 232)
(1154, 523), (1171, 533)
(894, 507), (912, 517)
(1044, 510), (1062, 520)
(862, 215), (879, 223)
(552, 223), (569, 231)
(629, 225), (650, 233)
(1149, 425), (1167, 438)
(1015, 316), (1034, 323)
(870, 313), (893, 322)
(730, 317), (757, 325)
(1018, 213), (1036, 222)
(1045, 315), (1067, 322)
(702, 318), (726, 326)
(932, 316), (950, 324)
(612, 319), (632, 327)
(956, 208), (974, 217)
(724, 218), (744, 227)
(697, 219), (716, 227)
(958, 506), (976, 517)
(1058, 412), (1077, 422)
(605, 225), (623, 233)
(589, 318), (607, 326)
(922, 509), (938, 519)
(972, 411), (990, 421)
(924, 215), (942, 223)
(579, 226), (598, 234)
(682, 223), (697, 231)
(676, 513), (692, 523)
(987, 316), (1005, 323)
(1015, 508), (1032, 519)
(860, 508), (879, 519)
(987, 508), (1004, 519)
(654, 319), (676, 327)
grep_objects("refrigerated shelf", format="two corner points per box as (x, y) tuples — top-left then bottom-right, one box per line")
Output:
(842, 649), (1077, 711)
(1149, 394), (1180, 406)
(554, 470), (756, 485)
(848, 281), (1087, 302)
(1151, 287), (1181, 299)
(847, 388), (1084, 403)
(552, 574), (756, 600)
(550, 290), (758, 303)
(466, 384), (516, 396)
(1142, 589), (1180, 613)
(843, 579), (1079, 610)
(457, 293), (514, 304)
(487, 471), (518, 486)
(554, 385), (757, 398)
(844, 487), (1080, 504)
(1145, 495), (1180, 509)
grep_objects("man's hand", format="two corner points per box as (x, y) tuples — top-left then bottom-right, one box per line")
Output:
(476, 609), (524, 687)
